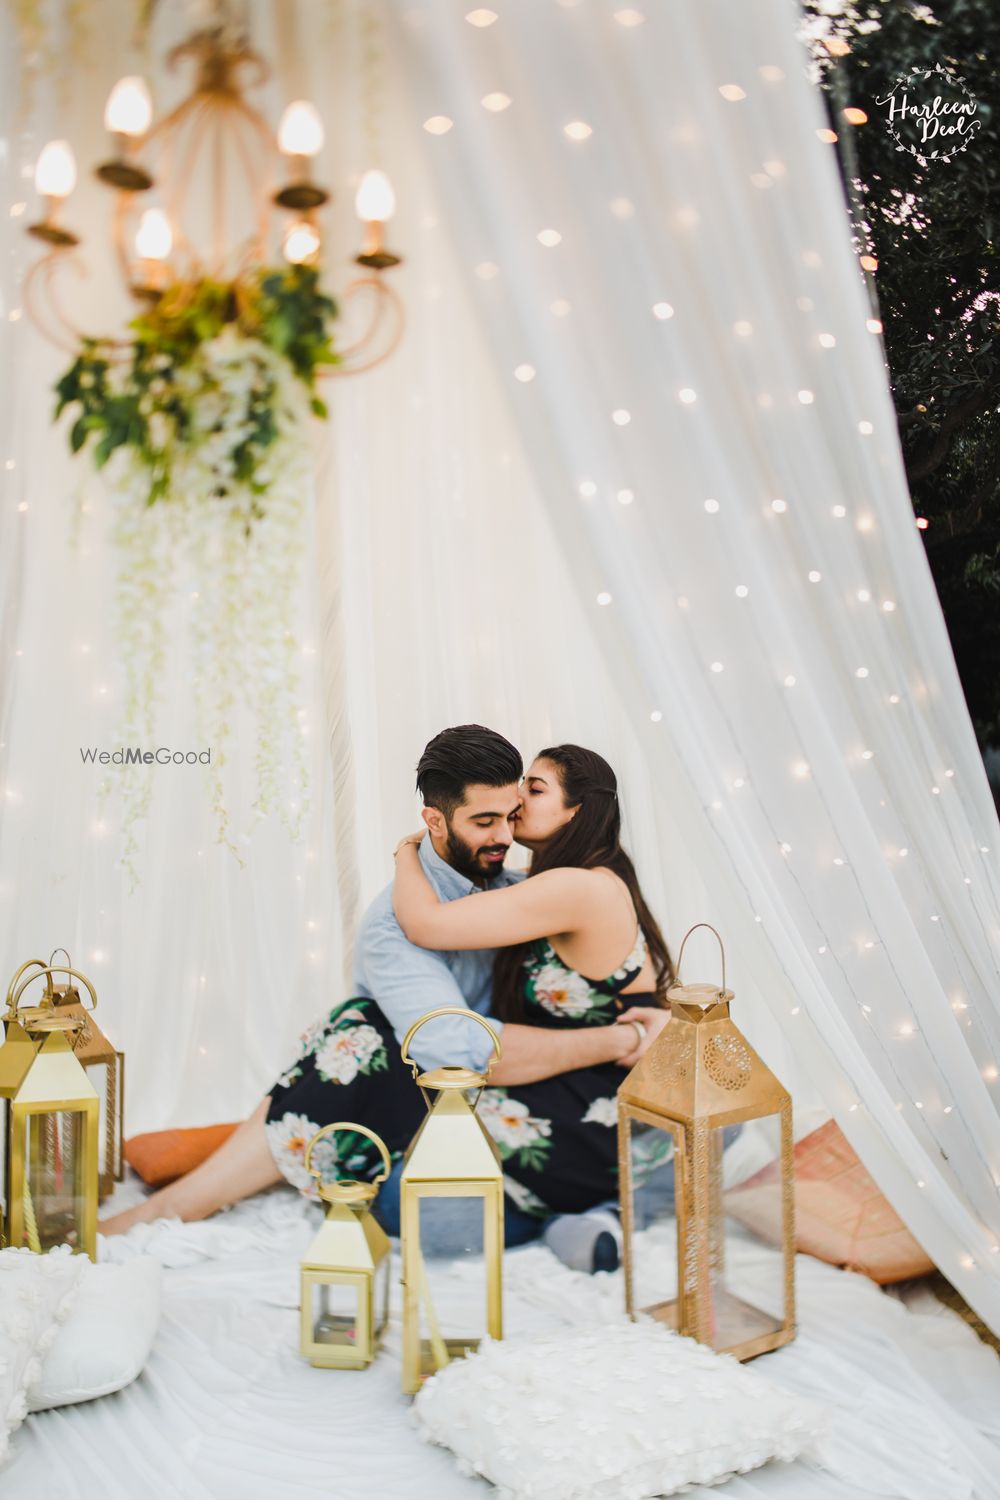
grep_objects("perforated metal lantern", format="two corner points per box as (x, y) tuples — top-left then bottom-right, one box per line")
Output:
(399, 1008), (504, 1396)
(0, 961), (100, 1260)
(617, 925), (796, 1361)
(299, 1122), (392, 1371)
(45, 948), (124, 1202)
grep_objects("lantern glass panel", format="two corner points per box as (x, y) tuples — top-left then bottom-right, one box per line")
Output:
(85, 1061), (110, 1178)
(24, 1107), (89, 1251)
(624, 1115), (683, 1317)
(415, 1193), (489, 1357)
(625, 1114), (788, 1354)
(308, 1275), (361, 1351)
(719, 1111), (788, 1335)
(375, 1254), (391, 1339)
(0, 1097), (9, 1231)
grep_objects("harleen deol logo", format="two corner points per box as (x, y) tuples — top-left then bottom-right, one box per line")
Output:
(875, 63), (981, 167)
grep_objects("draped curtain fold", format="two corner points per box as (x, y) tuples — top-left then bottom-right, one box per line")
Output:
(392, 0), (1000, 1331)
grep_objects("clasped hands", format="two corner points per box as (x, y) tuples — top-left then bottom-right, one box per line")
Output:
(613, 1005), (669, 1068)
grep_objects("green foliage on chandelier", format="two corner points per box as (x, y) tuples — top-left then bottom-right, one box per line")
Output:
(53, 264), (339, 509)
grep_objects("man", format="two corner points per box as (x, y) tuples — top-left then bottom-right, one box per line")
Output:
(351, 723), (524, 1077)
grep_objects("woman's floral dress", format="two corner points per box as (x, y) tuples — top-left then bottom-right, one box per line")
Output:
(264, 930), (672, 1216)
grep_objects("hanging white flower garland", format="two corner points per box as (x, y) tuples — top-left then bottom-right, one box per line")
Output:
(87, 330), (315, 888)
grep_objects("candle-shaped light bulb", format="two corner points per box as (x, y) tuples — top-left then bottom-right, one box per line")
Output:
(104, 76), (152, 137)
(35, 140), (77, 199)
(135, 208), (172, 260)
(355, 169), (396, 224)
(283, 219), (321, 264)
(278, 101), (324, 157)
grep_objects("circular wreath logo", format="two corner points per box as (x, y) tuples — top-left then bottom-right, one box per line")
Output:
(875, 63), (981, 166)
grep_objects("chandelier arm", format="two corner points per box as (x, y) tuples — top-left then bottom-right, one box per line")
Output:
(140, 83), (210, 153)
(112, 189), (135, 298)
(324, 277), (405, 376)
(226, 94), (278, 262)
(166, 94), (216, 269)
(211, 106), (226, 268)
(23, 252), (130, 358)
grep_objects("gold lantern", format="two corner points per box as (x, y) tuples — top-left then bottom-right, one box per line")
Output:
(0, 961), (100, 1259)
(44, 949), (125, 1202)
(399, 1008), (504, 1396)
(299, 1122), (393, 1371)
(618, 924), (795, 1361)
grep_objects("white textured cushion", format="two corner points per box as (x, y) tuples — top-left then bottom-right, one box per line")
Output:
(413, 1319), (828, 1500)
(0, 1246), (86, 1466)
(27, 1257), (162, 1411)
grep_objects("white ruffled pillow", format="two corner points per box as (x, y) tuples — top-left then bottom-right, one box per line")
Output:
(413, 1319), (828, 1500)
(27, 1257), (162, 1411)
(0, 1246), (86, 1467)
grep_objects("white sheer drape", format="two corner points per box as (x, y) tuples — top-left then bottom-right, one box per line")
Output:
(393, 0), (1000, 1330)
(1, 0), (998, 1334)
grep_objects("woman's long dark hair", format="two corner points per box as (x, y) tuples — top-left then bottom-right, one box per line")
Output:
(492, 745), (674, 1022)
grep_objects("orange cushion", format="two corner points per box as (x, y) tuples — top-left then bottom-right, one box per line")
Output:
(124, 1123), (240, 1187)
(726, 1118), (934, 1284)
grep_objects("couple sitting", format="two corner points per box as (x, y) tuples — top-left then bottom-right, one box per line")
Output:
(103, 724), (696, 1272)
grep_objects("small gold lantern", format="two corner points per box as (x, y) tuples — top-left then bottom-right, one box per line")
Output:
(44, 949), (125, 1202)
(618, 924), (795, 1360)
(399, 1008), (504, 1396)
(299, 1122), (393, 1371)
(0, 961), (100, 1259)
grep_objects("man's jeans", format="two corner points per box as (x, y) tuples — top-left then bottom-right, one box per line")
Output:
(371, 1124), (743, 1256)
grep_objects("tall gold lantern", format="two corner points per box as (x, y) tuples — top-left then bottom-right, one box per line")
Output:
(299, 1122), (393, 1371)
(0, 961), (100, 1259)
(399, 1008), (504, 1396)
(618, 925), (795, 1361)
(45, 949), (125, 1202)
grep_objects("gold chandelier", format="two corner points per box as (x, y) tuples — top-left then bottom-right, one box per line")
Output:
(24, 1), (403, 371)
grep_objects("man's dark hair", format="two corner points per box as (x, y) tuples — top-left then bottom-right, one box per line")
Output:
(415, 725), (522, 820)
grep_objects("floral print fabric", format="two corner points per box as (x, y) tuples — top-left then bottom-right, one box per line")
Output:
(265, 934), (669, 1216)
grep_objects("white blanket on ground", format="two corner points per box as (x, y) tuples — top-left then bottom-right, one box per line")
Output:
(6, 1180), (1000, 1500)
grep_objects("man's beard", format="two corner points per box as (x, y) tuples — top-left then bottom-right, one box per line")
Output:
(444, 823), (509, 882)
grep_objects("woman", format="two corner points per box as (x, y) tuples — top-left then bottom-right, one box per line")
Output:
(100, 745), (676, 1261)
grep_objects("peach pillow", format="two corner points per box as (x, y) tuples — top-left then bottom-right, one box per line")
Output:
(124, 1124), (240, 1187)
(726, 1118), (933, 1284)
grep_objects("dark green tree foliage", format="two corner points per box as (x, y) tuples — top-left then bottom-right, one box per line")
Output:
(805, 1), (1000, 746)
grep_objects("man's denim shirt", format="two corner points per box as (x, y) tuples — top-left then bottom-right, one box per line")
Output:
(351, 836), (524, 1072)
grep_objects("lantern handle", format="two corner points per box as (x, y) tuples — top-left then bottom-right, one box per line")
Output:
(10, 964), (98, 1020)
(5, 959), (53, 1018)
(400, 1006), (502, 1080)
(304, 1121), (392, 1200)
(49, 947), (73, 975)
(673, 924), (728, 994)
